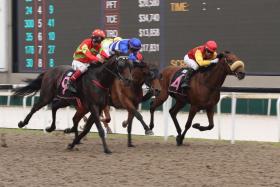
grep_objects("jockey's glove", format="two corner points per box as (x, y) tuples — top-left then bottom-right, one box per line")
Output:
(96, 54), (105, 63)
(210, 58), (219, 64)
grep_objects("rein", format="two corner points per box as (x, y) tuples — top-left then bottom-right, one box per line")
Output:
(104, 66), (127, 82)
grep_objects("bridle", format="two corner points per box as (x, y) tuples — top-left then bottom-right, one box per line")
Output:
(104, 56), (131, 83)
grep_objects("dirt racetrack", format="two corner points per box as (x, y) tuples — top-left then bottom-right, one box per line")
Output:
(1, 129), (280, 187)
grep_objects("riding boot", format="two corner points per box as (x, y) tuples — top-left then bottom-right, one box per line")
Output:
(181, 68), (195, 89)
(68, 70), (82, 93)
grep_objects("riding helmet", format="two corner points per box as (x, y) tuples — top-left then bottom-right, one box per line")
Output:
(205, 40), (218, 52)
(129, 38), (142, 50)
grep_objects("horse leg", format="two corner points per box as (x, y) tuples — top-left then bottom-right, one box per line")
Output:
(178, 106), (198, 146)
(102, 105), (111, 123)
(64, 107), (88, 142)
(126, 112), (135, 147)
(104, 122), (113, 134)
(101, 105), (112, 134)
(18, 97), (51, 128)
(120, 96), (153, 135)
(67, 114), (94, 150)
(68, 106), (111, 154)
(192, 107), (214, 131)
(45, 100), (69, 132)
(94, 111), (112, 154)
(169, 100), (187, 138)
(149, 88), (169, 130)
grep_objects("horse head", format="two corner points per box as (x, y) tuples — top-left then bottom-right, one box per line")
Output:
(132, 62), (161, 97)
(105, 55), (133, 85)
(144, 67), (161, 97)
(218, 51), (246, 80)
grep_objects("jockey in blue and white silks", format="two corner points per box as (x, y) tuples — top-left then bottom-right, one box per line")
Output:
(102, 38), (142, 63)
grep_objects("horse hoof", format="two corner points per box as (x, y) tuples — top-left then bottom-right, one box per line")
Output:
(176, 136), (183, 146)
(104, 149), (112, 154)
(64, 128), (72, 134)
(122, 121), (128, 128)
(106, 128), (113, 134)
(45, 127), (55, 133)
(128, 144), (135, 148)
(145, 130), (154, 135)
(76, 141), (83, 145)
(67, 144), (74, 150)
(192, 123), (201, 130)
(18, 121), (25, 128)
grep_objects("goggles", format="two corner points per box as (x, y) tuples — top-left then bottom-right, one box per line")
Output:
(92, 36), (104, 44)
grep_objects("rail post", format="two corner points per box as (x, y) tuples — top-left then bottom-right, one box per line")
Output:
(217, 94), (229, 140)
(277, 97), (280, 142)
(163, 96), (172, 142)
(231, 93), (237, 144)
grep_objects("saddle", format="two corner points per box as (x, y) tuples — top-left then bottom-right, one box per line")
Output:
(57, 69), (76, 97)
(168, 68), (191, 96)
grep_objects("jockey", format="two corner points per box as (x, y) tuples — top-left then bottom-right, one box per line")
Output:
(68, 29), (106, 93)
(105, 37), (142, 63)
(99, 36), (123, 59)
(181, 40), (219, 88)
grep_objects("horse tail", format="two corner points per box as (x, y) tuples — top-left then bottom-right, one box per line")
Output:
(13, 72), (45, 96)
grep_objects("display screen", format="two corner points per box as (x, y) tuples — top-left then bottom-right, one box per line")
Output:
(13, 0), (280, 73)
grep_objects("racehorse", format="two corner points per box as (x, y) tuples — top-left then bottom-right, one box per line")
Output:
(13, 55), (132, 154)
(148, 51), (245, 145)
(107, 62), (161, 147)
(64, 62), (161, 148)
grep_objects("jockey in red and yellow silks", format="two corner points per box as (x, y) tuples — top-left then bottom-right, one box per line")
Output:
(67, 29), (106, 93)
(181, 40), (219, 88)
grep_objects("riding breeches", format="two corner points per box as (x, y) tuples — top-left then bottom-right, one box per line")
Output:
(184, 55), (199, 70)
(72, 60), (90, 73)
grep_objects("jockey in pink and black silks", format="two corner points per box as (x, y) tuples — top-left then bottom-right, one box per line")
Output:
(181, 40), (219, 88)
(67, 29), (106, 93)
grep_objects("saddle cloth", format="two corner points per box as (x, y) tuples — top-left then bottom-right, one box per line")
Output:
(57, 69), (75, 97)
(168, 68), (190, 95)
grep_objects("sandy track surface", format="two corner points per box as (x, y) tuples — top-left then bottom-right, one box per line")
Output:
(0, 129), (280, 187)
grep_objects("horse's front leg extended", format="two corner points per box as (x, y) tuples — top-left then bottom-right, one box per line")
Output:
(126, 112), (135, 147)
(149, 89), (168, 130)
(192, 107), (214, 131)
(169, 100), (187, 138)
(178, 106), (198, 146)
(122, 97), (153, 135)
(132, 109), (153, 135)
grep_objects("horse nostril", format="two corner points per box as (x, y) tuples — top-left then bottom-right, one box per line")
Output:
(237, 72), (245, 80)
(155, 89), (161, 96)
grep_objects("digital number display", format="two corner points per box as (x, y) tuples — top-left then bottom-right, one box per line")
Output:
(13, 0), (280, 73)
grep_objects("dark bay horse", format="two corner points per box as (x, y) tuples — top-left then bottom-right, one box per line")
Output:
(13, 55), (132, 154)
(64, 62), (161, 148)
(149, 51), (245, 145)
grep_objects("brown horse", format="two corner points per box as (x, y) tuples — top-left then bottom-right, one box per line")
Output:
(108, 62), (161, 147)
(149, 51), (245, 145)
(64, 62), (161, 148)
(13, 55), (132, 154)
